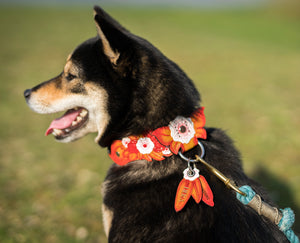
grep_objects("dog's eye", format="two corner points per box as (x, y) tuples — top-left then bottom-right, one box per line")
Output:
(65, 73), (76, 81)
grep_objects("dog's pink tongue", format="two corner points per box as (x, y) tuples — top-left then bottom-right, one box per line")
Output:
(45, 109), (81, 136)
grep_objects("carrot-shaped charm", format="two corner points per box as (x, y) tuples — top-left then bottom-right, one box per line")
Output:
(174, 179), (193, 212)
(199, 175), (214, 207)
(174, 166), (214, 212)
(191, 178), (202, 203)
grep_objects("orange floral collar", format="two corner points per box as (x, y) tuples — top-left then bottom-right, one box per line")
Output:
(109, 107), (207, 165)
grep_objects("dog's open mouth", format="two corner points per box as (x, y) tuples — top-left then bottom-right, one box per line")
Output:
(45, 107), (88, 139)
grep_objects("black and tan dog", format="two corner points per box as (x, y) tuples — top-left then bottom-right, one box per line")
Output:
(24, 6), (290, 242)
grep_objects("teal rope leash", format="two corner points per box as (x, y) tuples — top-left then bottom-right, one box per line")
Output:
(237, 185), (299, 243)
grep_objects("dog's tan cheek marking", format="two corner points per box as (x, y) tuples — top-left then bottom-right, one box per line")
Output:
(102, 204), (114, 237)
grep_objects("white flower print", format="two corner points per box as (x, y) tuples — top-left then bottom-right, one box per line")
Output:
(136, 137), (154, 154)
(122, 137), (131, 148)
(169, 117), (195, 144)
(162, 147), (171, 155)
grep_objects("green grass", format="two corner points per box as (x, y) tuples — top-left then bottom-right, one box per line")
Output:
(0, 5), (299, 242)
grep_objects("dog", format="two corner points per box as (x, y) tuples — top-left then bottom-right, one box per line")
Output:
(24, 6), (291, 242)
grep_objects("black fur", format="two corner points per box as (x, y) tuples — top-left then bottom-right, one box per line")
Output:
(87, 7), (289, 242)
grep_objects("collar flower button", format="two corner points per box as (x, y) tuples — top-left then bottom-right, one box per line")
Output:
(162, 147), (172, 155)
(136, 137), (155, 154)
(169, 117), (195, 144)
(152, 107), (207, 154)
(122, 137), (131, 148)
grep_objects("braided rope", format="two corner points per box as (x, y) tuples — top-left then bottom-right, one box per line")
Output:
(236, 185), (299, 243)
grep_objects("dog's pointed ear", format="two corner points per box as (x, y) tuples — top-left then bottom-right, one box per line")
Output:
(93, 6), (129, 65)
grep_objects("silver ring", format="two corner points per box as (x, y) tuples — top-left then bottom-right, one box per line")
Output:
(178, 140), (205, 162)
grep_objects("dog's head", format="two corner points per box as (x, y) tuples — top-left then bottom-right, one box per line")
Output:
(24, 6), (200, 147)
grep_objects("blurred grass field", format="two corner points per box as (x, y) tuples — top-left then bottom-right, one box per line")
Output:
(0, 4), (300, 242)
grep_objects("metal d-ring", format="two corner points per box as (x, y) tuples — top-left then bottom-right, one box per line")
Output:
(178, 140), (205, 163)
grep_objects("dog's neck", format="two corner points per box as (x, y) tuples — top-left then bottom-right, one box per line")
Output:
(109, 107), (207, 165)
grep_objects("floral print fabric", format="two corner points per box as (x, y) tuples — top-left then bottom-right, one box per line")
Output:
(109, 107), (207, 165)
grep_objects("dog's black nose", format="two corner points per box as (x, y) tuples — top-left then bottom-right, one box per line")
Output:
(24, 89), (32, 99)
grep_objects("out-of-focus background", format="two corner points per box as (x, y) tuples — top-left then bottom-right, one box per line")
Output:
(0, 0), (299, 242)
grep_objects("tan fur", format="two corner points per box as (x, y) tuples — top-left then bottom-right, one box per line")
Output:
(102, 204), (114, 237)
(32, 78), (65, 106)
(66, 53), (72, 62)
(101, 181), (114, 237)
(64, 60), (79, 77)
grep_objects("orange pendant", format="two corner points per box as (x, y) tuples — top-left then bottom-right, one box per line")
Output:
(174, 167), (214, 212)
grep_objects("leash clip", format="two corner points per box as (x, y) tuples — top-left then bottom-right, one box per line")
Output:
(195, 154), (246, 197)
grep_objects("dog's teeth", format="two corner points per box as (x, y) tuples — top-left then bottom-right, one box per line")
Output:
(65, 129), (70, 132)
(52, 128), (62, 136)
(80, 109), (88, 117)
(72, 121), (77, 126)
(77, 116), (83, 122)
